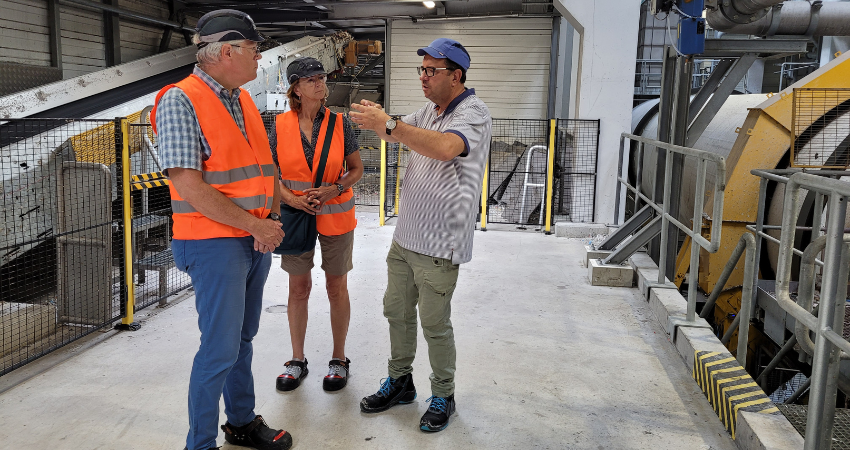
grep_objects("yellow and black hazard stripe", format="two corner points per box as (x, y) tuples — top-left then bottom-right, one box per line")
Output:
(358, 146), (380, 151)
(132, 171), (167, 183)
(693, 351), (780, 438)
(131, 179), (170, 191)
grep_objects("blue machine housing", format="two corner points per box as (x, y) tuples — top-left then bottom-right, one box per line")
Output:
(676, 0), (705, 55)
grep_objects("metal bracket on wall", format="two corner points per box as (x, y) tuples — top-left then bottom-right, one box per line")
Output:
(603, 215), (663, 265)
(597, 204), (654, 251)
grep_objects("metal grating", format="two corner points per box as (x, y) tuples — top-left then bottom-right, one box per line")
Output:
(777, 404), (850, 448)
(792, 88), (850, 168)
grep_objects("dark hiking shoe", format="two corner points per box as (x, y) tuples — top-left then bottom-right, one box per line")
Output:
(221, 415), (292, 450)
(323, 358), (351, 391)
(420, 395), (456, 432)
(276, 359), (308, 391)
(360, 373), (417, 413)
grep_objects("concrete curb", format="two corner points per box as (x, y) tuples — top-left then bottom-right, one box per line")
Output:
(627, 253), (804, 450)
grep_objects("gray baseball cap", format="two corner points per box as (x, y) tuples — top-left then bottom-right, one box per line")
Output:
(196, 9), (264, 45)
(286, 57), (326, 84)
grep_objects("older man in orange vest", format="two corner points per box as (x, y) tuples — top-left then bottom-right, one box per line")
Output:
(151, 9), (291, 450)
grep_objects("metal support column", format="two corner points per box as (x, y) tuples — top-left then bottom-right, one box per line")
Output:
(115, 118), (140, 331)
(649, 46), (678, 262)
(47, 0), (63, 72)
(103, 0), (121, 67)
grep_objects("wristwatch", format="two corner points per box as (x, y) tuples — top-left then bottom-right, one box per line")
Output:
(335, 183), (345, 195)
(385, 116), (397, 135)
(267, 212), (281, 221)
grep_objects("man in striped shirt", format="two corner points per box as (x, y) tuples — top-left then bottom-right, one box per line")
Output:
(350, 37), (492, 432)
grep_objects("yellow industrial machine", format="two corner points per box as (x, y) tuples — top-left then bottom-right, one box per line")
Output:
(675, 51), (850, 354)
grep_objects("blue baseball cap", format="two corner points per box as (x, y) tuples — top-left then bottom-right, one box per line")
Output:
(417, 38), (470, 71)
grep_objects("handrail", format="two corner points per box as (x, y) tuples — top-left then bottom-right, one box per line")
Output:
(744, 168), (850, 450)
(615, 132), (727, 321)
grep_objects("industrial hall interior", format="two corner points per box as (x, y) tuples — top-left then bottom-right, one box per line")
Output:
(4, 0), (850, 448)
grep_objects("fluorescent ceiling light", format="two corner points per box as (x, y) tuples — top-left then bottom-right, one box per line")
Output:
(423, 1), (436, 8)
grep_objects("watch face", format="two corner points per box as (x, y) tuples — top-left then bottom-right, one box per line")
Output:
(385, 118), (396, 130)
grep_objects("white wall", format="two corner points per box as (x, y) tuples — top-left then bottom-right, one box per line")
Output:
(389, 17), (552, 119)
(555, 0), (641, 224)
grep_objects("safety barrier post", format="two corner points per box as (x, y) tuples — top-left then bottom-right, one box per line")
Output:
(480, 157), (489, 231)
(379, 140), (387, 226)
(544, 119), (556, 234)
(394, 144), (402, 216)
(116, 118), (139, 331)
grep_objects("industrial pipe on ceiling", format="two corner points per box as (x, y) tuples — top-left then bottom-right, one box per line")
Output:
(707, 0), (850, 36)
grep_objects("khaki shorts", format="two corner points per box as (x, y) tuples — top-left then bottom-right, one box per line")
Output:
(279, 230), (354, 276)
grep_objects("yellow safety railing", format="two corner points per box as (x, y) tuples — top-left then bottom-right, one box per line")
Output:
(545, 119), (556, 234)
(481, 157), (489, 231)
(120, 119), (136, 326)
(379, 140), (387, 226)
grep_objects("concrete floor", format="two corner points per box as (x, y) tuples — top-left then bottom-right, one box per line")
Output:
(0, 214), (736, 450)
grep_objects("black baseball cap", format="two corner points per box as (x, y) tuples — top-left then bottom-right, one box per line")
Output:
(286, 57), (326, 84)
(196, 9), (264, 45)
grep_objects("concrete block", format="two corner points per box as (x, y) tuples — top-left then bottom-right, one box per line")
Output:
(649, 288), (689, 329)
(555, 222), (609, 238)
(588, 258), (633, 287)
(735, 410), (804, 450)
(584, 245), (611, 267)
(1, 302), (57, 357)
(675, 325), (731, 373)
(630, 253), (676, 300)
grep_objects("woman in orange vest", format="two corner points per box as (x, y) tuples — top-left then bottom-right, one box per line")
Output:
(270, 57), (364, 393)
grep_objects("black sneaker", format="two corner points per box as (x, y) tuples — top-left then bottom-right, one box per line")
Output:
(420, 395), (456, 432)
(360, 373), (417, 413)
(276, 359), (308, 392)
(323, 358), (351, 391)
(221, 415), (292, 450)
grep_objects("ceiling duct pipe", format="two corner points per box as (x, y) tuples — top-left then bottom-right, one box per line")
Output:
(707, 0), (850, 36)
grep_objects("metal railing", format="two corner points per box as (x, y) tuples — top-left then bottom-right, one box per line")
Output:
(724, 168), (850, 450)
(614, 132), (727, 321)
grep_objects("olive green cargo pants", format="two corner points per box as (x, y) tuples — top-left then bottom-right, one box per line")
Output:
(383, 241), (459, 397)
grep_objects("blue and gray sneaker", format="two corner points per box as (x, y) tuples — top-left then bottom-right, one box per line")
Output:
(420, 394), (456, 432)
(360, 373), (417, 413)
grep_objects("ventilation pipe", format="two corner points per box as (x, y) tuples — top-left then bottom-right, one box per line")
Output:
(707, 0), (850, 36)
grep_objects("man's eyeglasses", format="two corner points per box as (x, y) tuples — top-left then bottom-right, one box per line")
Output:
(417, 66), (452, 77)
(301, 74), (328, 85)
(231, 44), (260, 56)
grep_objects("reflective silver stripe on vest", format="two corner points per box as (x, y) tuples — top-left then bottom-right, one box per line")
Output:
(202, 164), (277, 185)
(316, 196), (355, 215)
(281, 179), (333, 191)
(172, 194), (270, 214)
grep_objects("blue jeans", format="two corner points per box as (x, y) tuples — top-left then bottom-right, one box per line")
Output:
(172, 236), (272, 450)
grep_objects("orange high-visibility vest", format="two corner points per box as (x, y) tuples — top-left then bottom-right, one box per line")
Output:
(276, 109), (356, 236)
(151, 74), (276, 240)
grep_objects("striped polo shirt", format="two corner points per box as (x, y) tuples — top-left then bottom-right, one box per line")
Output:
(394, 88), (492, 265)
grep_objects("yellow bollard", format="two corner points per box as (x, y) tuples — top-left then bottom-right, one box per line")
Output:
(379, 140), (387, 226)
(480, 157), (489, 231)
(544, 119), (556, 234)
(120, 119), (136, 326)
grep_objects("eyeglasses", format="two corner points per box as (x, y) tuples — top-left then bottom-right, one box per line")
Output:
(417, 66), (452, 77)
(231, 44), (260, 56)
(301, 74), (327, 85)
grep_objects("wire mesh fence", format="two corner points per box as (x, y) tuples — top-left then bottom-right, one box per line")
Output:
(384, 142), (412, 219)
(792, 88), (850, 168)
(127, 123), (190, 311)
(555, 119), (600, 223)
(1, 118), (125, 376)
(488, 119), (551, 226)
